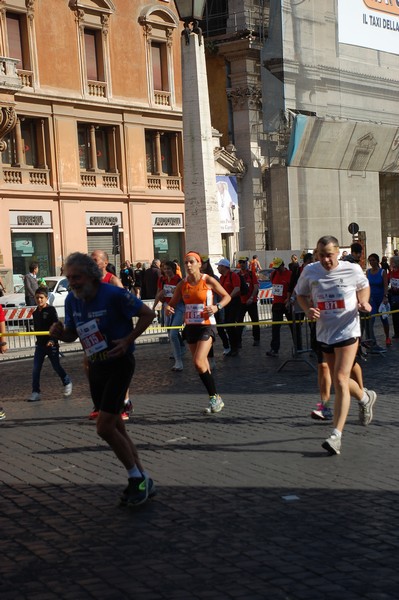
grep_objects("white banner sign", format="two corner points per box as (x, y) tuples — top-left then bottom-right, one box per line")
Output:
(338, 0), (399, 55)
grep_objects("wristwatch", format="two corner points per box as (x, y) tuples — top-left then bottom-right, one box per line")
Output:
(216, 303), (223, 311)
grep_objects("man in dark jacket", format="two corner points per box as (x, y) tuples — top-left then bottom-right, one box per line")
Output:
(142, 259), (161, 299)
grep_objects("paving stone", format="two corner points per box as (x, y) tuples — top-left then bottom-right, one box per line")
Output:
(1, 330), (399, 598)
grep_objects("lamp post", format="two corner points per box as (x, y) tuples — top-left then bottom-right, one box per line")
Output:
(174, 0), (223, 262)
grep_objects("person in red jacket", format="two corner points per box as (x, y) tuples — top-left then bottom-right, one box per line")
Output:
(266, 258), (292, 357)
(217, 258), (241, 356)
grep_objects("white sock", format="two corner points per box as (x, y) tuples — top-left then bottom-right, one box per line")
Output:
(359, 392), (368, 405)
(127, 466), (142, 479)
(332, 428), (342, 438)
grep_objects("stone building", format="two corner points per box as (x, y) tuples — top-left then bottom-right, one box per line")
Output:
(0, 0), (185, 288)
(203, 0), (399, 256)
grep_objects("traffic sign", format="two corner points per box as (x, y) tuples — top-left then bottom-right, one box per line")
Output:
(348, 222), (359, 235)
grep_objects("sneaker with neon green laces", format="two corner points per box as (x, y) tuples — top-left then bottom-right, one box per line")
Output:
(204, 394), (224, 415)
(126, 475), (151, 509)
(120, 477), (156, 507)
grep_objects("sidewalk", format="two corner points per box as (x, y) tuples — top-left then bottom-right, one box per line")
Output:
(1, 327), (398, 599)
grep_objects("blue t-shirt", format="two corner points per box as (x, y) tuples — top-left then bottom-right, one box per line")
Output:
(65, 283), (143, 360)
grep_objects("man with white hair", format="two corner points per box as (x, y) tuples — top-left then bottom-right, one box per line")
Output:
(50, 252), (156, 508)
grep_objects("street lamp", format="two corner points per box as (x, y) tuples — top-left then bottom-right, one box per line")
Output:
(174, 0), (223, 262)
(174, 0), (206, 23)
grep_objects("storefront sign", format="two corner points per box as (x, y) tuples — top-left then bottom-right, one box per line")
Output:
(152, 213), (184, 229)
(10, 211), (52, 228)
(86, 212), (121, 227)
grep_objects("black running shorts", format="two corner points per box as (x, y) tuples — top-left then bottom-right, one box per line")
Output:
(88, 354), (135, 415)
(183, 324), (216, 345)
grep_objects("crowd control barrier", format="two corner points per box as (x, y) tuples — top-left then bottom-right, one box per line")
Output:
(2, 300), (274, 353)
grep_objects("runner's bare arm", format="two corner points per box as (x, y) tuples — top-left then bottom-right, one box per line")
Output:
(165, 280), (184, 315)
(357, 286), (371, 313)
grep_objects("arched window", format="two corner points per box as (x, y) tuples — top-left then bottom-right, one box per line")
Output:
(139, 5), (179, 109)
(69, 0), (115, 99)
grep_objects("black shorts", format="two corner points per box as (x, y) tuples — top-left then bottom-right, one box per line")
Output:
(319, 337), (358, 354)
(88, 354), (135, 415)
(183, 324), (216, 345)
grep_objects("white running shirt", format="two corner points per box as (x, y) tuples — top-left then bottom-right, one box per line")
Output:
(296, 261), (369, 345)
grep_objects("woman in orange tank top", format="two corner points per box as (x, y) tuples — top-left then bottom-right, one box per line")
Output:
(166, 251), (231, 415)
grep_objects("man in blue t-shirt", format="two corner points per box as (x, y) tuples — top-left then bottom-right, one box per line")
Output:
(50, 252), (156, 510)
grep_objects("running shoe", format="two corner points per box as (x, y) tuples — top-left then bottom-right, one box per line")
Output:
(204, 394), (224, 415)
(121, 411), (130, 421)
(370, 344), (386, 354)
(266, 349), (278, 357)
(63, 382), (73, 397)
(120, 477), (156, 507)
(386, 337), (392, 346)
(88, 408), (99, 420)
(0, 407), (6, 420)
(28, 392), (41, 402)
(358, 389), (377, 426)
(223, 347), (231, 356)
(125, 475), (155, 509)
(124, 399), (134, 414)
(311, 402), (333, 420)
(322, 434), (341, 455)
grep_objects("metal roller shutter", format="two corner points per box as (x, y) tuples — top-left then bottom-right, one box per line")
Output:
(87, 233), (121, 273)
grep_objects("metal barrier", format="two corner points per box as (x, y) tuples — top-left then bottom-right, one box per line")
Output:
(3, 299), (274, 352)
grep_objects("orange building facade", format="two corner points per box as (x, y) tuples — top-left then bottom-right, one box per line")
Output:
(0, 0), (185, 287)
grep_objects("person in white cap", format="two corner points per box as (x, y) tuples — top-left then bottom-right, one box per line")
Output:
(216, 258), (241, 356)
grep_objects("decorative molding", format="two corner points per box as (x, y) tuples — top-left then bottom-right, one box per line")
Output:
(101, 13), (109, 36)
(0, 105), (17, 152)
(26, 0), (35, 21)
(227, 85), (262, 109)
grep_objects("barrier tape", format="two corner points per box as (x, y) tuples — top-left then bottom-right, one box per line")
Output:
(1, 308), (399, 337)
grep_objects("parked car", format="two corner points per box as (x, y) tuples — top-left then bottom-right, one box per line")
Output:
(0, 276), (69, 319)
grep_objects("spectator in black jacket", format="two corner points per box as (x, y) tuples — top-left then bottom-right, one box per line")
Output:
(142, 259), (161, 299)
(28, 286), (72, 402)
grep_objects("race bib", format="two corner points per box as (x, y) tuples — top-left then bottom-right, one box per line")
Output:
(272, 283), (283, 297)
(76, 319), (108, 357)
(391, 277), (399, 290)
(185, 303), (205, 324)
(317, 293), (345, 313)
(163, 284), (176, 298)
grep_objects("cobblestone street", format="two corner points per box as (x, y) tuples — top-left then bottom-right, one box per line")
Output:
(1, 327), (399, 599)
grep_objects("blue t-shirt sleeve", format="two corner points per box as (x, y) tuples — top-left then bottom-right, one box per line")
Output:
(118, 289), (144, 320)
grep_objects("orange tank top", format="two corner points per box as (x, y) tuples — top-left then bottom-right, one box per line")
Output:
(181, 275), (215, 325)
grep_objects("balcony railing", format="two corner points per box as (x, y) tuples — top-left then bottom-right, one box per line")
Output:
(17, 69), (33, 88)
(0, 57), (23, 93)
(147, 175), (182, 191)
(1, 167), (49, 186)
(80, 172), (120, 189)
(87, 80), (107, 98)
(154, 90), (171, 107)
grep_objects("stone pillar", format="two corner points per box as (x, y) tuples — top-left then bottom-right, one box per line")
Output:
(181, 33), (222, 262)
